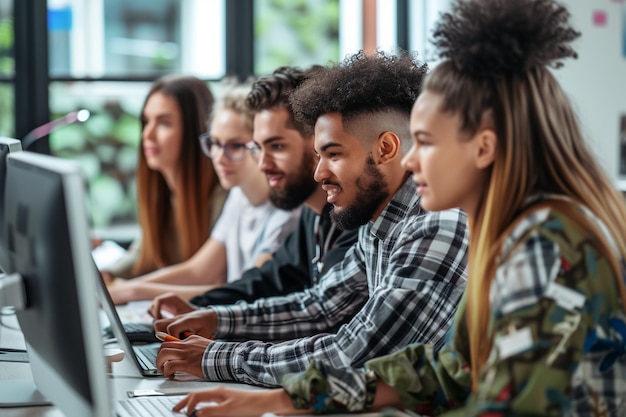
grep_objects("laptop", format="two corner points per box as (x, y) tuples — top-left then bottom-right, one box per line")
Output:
(96, 267), (162, 377)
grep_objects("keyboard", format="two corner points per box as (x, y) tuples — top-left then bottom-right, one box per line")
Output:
(117, 395), (219, 417)
(103, 322), (158, 344)
(117, 395), (186, 417)
(134, 344), (159, 371)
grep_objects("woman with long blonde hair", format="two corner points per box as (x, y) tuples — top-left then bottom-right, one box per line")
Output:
(167, 1), (626, 416)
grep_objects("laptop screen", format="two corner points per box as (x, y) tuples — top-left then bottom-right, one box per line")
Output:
(95, 266), (162, 377)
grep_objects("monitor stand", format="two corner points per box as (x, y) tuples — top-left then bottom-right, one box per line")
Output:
(0, 380), (51, 407)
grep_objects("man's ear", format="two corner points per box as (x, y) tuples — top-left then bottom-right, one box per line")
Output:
(375, 131), (400, 164)
(474, 128), (497, 169)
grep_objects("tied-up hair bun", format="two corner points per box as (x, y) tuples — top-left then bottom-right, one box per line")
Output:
(432, 0), (580, 80)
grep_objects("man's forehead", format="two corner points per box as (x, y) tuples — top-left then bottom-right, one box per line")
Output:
(314, 113), (349, 141)
(254, 109), (289, 129)
(254, 107), (289, 121)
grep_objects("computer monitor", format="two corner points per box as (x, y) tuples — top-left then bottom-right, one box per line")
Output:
(2, 151), (114, 416)
(0, 137), (22, 272)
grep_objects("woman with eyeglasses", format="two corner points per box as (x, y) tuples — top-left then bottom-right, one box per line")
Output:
(107, 79), (301, 305)
(101, 75), (227, 285)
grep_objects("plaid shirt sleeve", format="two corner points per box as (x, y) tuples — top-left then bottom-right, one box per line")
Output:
(201, 208), (469, 387)
(208, 237), (370, 341)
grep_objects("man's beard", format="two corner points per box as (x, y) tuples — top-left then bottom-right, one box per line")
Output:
(330, 156), (388, 230)
(268, 151), (318, 210)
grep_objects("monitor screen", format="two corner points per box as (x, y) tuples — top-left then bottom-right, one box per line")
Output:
(3, 151), (113, 417)
(0, 137), (22, 272)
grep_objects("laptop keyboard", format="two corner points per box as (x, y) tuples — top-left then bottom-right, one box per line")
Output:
(135, 344), (159, 370)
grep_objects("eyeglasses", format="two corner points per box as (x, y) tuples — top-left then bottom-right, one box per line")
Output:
(198, 133), (257, 162)
(246, 141), (292, 162)
(247, 142), (262, 160)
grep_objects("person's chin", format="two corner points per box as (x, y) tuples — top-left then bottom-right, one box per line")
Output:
(145, 161), (161, 172)
(218, 175), (238, 188)
(330, 204), (346, 217)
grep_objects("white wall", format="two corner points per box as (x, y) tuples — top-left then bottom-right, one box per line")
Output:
(555, 0), (626, 187)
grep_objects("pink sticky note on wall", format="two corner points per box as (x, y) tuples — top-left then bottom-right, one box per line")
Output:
(593, 10), (607, 26)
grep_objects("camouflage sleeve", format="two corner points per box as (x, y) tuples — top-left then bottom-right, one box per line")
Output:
(281, 341), (472, 415)
(282, 360), (378, 413)
(366, 342), (472, 416)
(282, 307), (473, 415)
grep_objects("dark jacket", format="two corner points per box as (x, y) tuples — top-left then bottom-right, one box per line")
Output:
(189, 204), (358, 307)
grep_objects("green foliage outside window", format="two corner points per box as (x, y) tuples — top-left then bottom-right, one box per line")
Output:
(49, 85), (145, 229)
(0, 13), (13, 137)
(255, 0), (339, 75)
(0, 14), (13, 75)
(0, 83), (13, 137)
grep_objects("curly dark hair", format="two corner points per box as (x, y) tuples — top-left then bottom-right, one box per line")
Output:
(290, 50), (428, 133)
(245, 66), (321, 137)
(432, 0), (580, 80)
(246, 66), (307, 111)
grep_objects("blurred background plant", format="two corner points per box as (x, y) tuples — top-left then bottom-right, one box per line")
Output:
(0, 11), (12, 73)
(255, 0), (339, 74)
(0, 7), (14, 136)
(49, 88), (143, 228)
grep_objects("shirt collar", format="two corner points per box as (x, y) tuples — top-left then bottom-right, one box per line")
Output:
(370, 177), (422, 240)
